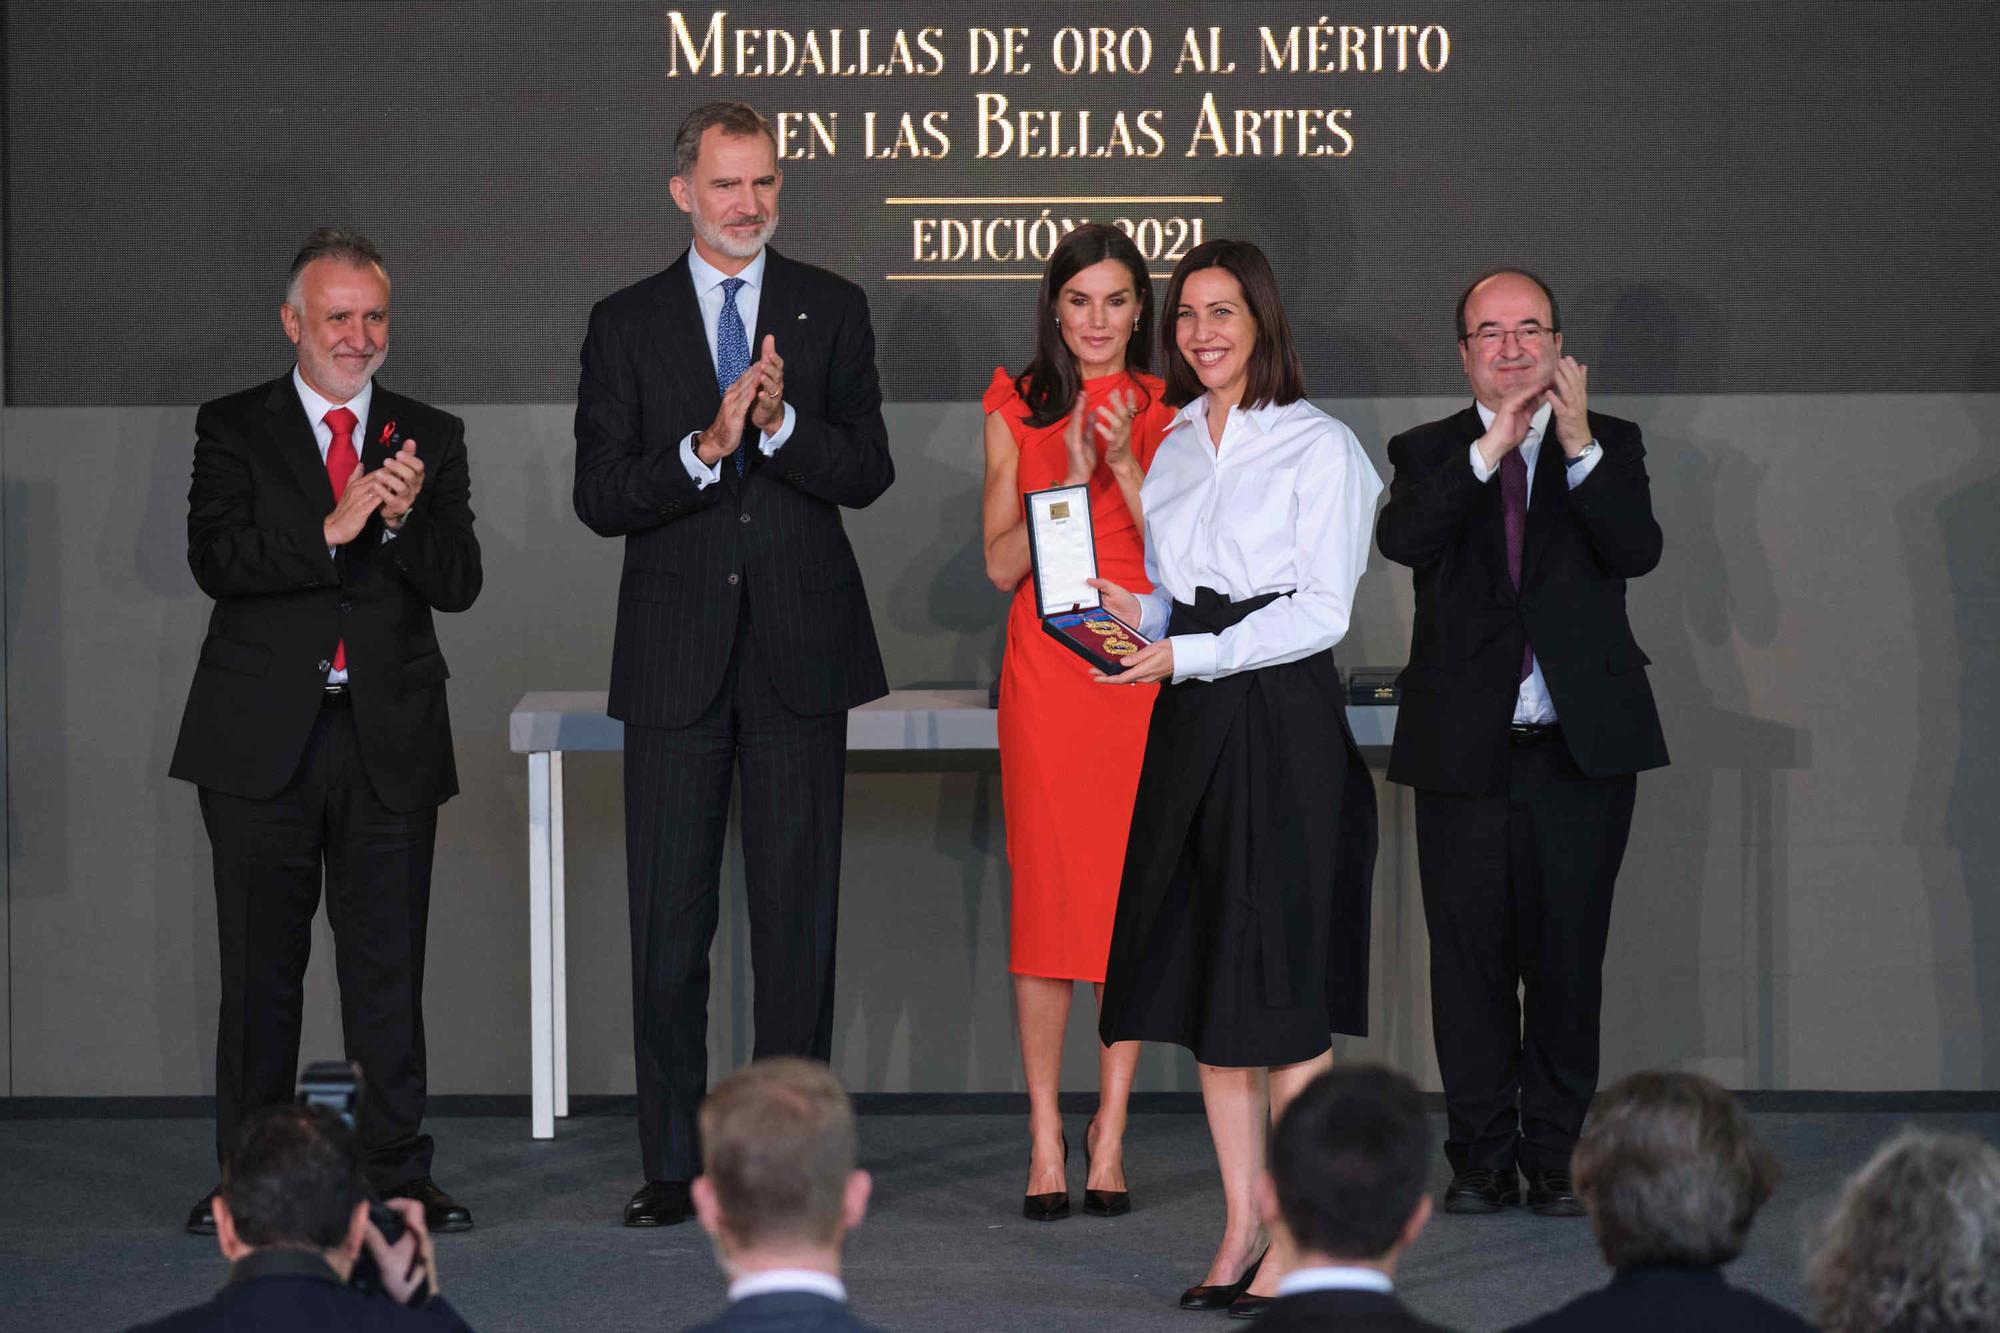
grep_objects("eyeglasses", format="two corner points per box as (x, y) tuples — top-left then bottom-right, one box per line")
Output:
(1463, 325), (1553, 349)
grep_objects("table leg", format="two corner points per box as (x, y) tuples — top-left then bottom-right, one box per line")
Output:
(528, 751), (555, 1140)
(551, 750), (568, 1119)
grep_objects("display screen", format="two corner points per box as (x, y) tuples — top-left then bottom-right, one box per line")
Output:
(5, 2), (1996, 403)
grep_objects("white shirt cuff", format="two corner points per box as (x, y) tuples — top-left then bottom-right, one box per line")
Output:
(1169, 632), (1218, 682)
(759, 402), (797, 455)
(1469, 441), (1497, 483)
(1135, 589), (1172, 642)
(1563, 439), (1604, 488)
(681, 432), (723, 489)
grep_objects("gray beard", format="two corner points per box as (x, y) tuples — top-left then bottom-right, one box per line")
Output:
(698, 215), (779, 260)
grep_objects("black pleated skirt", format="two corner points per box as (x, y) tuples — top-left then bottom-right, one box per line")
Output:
(1098, 587), (1378, 1068)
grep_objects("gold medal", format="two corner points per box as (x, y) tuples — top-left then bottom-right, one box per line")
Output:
(1104, 639), (1138, 655)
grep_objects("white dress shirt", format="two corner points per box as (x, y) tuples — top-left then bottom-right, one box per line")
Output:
(679, 246), (797, 488)
(292, 367), (379, 685)
(1275, 1265), (1396, 1297)
(1465, 399), (1602, 725)
(1133, 396), (1383, 684)
(727, 1269), (848, 1304)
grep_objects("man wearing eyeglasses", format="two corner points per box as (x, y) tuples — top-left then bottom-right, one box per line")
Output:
(1375, 269), (1668, 1220)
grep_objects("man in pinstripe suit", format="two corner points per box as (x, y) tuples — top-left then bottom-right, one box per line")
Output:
(574, 101), (893, 1227)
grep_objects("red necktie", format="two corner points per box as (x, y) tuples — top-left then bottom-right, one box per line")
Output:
(323, 406), (359, 673)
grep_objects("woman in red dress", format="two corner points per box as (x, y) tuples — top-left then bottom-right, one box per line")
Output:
(980, 224), (1176, 1220)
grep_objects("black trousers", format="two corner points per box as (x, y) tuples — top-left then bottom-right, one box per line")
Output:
(623, 603), (847, 1182)
(1414, 729), (1636, 1175)
(199, 699), (438, 1189)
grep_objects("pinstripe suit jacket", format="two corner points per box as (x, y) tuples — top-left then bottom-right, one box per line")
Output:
(574, 247), (892, 728)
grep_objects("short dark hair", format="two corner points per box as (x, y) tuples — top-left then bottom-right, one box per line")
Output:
(221, 1104), (367, 1251)
(699, 1058), (856, 1248)
(1158, 239), (1306, 410)
(286, 227), (384, 305)
(1271, 1065), (1431, 1262)
(1455, 267), (1561, 340)
(1572, 1072), (1778, 1270)
(674, 101), (778, 179)
(1013, 223), (1155, 429)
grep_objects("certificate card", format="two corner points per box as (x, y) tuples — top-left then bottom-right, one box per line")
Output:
(1024, 484), (1099, 617)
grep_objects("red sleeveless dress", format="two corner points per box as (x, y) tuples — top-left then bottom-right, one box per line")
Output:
(985, 366), (1175, 981)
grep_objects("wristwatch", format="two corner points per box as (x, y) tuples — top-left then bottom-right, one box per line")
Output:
(1564, 438), (1600, 467)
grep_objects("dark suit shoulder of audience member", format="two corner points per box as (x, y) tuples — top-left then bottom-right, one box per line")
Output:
(683, 1289), (881, 1332)
(1259, 1286), (1455, 1332)
(126, 1250), (472, 1333)
(1506, 1265), (1810, 1333)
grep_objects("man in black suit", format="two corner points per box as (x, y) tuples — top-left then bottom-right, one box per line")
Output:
(684, 1059), (880, 1333)
(129, 1105), (473, 1332)
(573, 101), (893, 1226)
(1249, 1065), (1454, 1330)
(1377, 270), (1668, 1217)
(171, 228), (481, 1234)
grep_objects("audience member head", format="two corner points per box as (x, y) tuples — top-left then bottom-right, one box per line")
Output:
(1260, 1064), (1433, 1273)
(1570, 1071), (1777, 1271)
(1807, 1127), (2000, 1333)
(693, 1058), (870, 1276)
(214, 1104), (370, 1275)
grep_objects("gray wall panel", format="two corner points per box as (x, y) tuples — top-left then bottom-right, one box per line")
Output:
(3, 392), (1995, 1095)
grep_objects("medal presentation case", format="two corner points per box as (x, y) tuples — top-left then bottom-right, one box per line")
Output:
(1023, 484), (1152, 673)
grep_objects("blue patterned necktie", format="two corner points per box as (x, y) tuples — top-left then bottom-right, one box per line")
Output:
(715, 276), (751, 476)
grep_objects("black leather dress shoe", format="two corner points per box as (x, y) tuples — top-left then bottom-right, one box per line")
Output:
(185, 1189), (218, 1235)
(624, 1179), (693, 1227)
(1443, 1167), (1521, 1214)
(382, 1177), (474, 1233)
(1180, 1251), (1265, 1311)
(1524, 1168), (1586, 1216)
(1228, 1293), (1275, 1319)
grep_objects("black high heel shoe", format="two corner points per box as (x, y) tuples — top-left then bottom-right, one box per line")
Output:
(1179, 1249), (1266, 1311)
(1022, 1128), (1069, 1221)
(1082, 1116), (1131, 1217)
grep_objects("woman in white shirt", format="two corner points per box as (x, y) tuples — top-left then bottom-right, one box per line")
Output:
(1091, 239), (1384, 1315)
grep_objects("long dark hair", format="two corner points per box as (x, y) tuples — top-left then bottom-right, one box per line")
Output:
(1014, 224), (1155, 429)
(1158, 239), (1306, 410)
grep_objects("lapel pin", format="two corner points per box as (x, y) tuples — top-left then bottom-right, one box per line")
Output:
(797, 312), (808, 320)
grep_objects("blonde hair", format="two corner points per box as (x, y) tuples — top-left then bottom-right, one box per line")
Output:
(698, 1057), (855, 1247)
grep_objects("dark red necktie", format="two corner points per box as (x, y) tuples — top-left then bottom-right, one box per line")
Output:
(1499, 448), (1533, 683)
(323, 406), (359, 673)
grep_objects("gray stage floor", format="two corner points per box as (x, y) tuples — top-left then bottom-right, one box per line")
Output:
(4, 1106), (1996, 1332)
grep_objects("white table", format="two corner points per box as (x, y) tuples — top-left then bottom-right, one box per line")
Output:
(508, 688), (1397, 1138)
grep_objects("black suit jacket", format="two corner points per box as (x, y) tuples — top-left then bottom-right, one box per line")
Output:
(1506, 1264), (1814, 1333)
(1376, 406), (1668, 795)
(573, 246), (892, 729)
(683, 1291), (882, 1333)
(168, 375), (481, 812)
(1259, 1287), (1456, 1332)
(126, 1251), (474, 1333)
